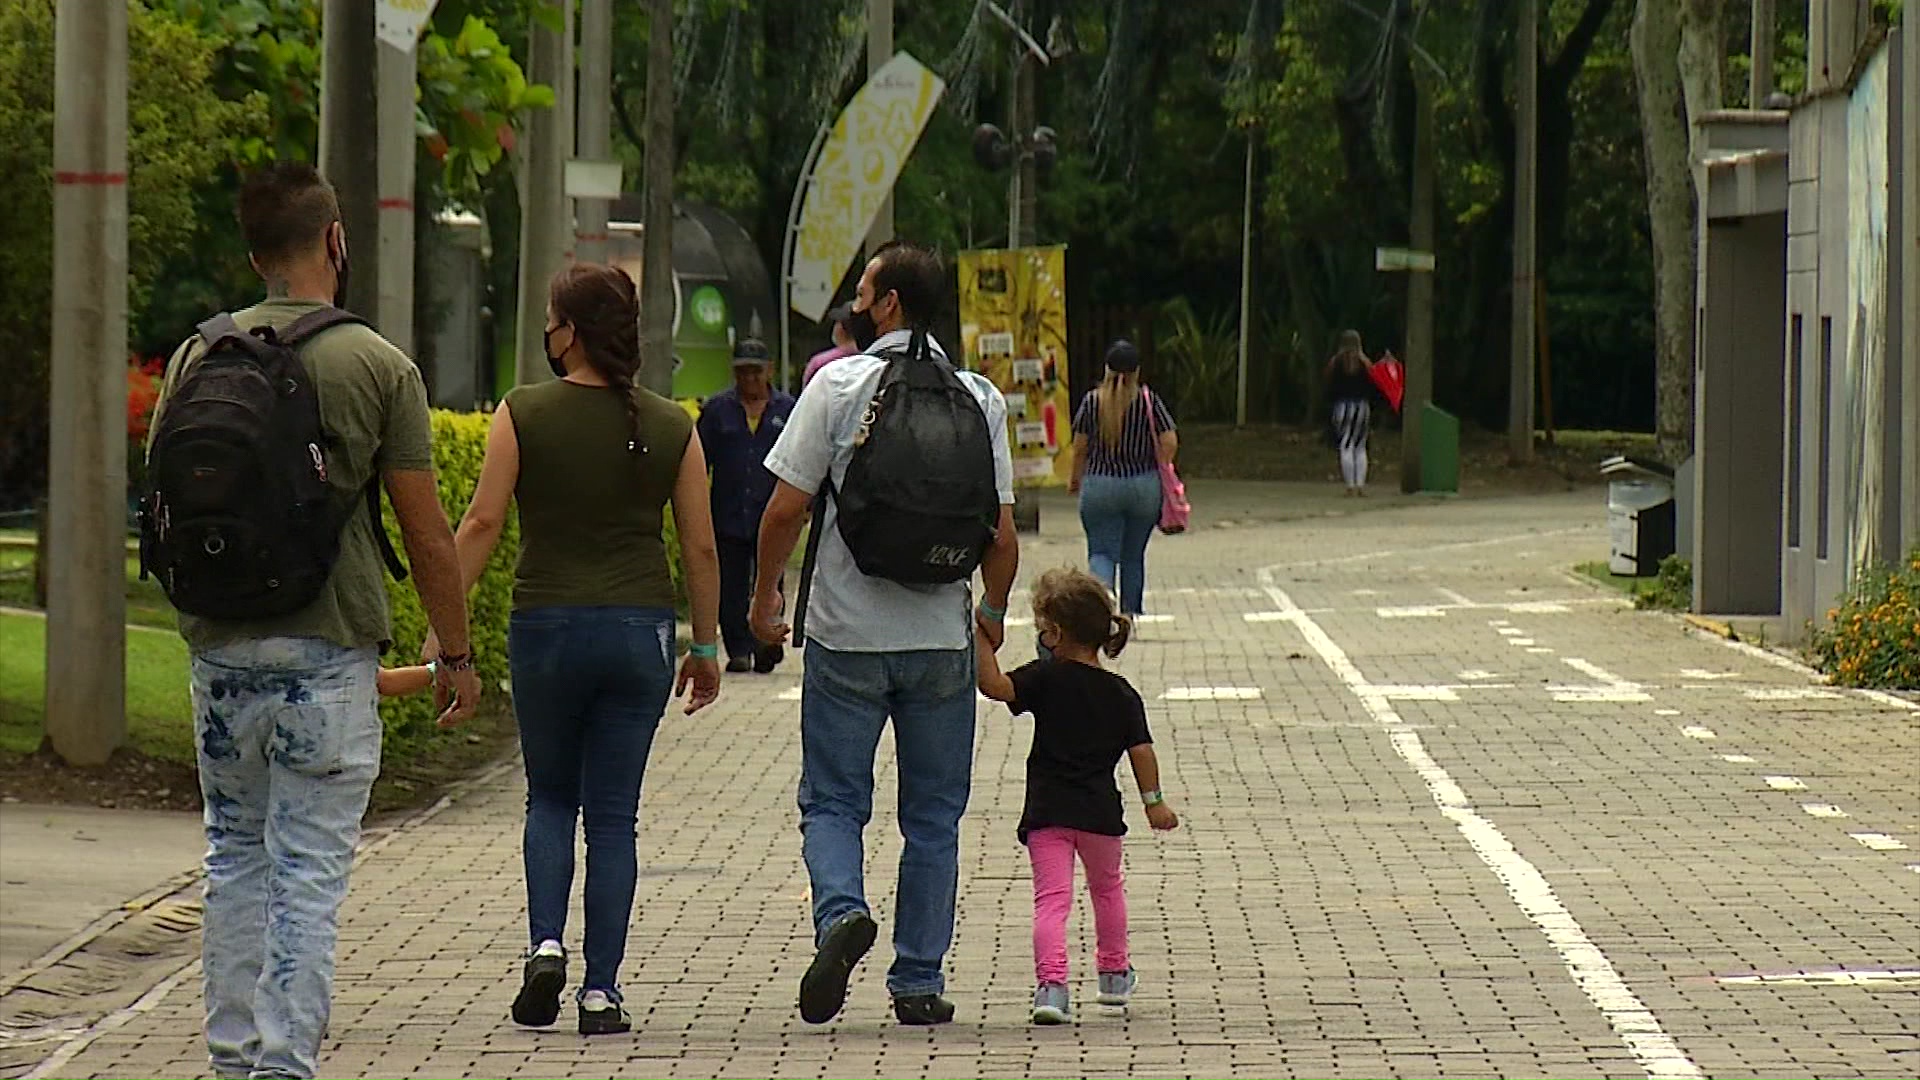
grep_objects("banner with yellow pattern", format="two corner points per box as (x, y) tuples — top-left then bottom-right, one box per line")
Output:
(958, 246), (1070, 488)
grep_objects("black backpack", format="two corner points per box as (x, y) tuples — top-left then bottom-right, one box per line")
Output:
(139, 308), (407, 621)
(792, 330), (999, 637)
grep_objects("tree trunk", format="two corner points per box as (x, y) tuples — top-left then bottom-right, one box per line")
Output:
(640, 0), (675, 396)
(1632, 0), (1696, 465)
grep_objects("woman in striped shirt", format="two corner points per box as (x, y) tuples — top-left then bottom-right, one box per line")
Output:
(1068, 340), (1178, 616)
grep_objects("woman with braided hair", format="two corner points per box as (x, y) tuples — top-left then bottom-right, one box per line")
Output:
(432, 262), (723, 1035)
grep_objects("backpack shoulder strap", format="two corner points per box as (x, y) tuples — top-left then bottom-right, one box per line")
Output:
(196, 313), (243, 348)
(363, 481), (408, 582)
(789, 484), (831, 645)
(279, 306), (368, 349)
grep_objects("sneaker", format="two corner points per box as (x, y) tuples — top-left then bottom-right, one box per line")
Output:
(892, 993), (956, 1026)
(511, 940), (566, 1027)
(798, 911), (877, 1024)
(726, 656), (752, 674)
(753, 644), (784, 674)
(1096, 968), (1138, 1006)
(1031, 983), (1071, 1025)
(577, 989), (630, 1035)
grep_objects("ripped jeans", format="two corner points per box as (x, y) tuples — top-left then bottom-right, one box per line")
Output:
(191, 637), (381, 1080)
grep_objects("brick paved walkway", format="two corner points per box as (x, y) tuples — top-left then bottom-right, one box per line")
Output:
(26, 490), (1920, 1078)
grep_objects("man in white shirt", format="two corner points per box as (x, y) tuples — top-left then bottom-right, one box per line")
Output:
(751, 241), (1018, 1026)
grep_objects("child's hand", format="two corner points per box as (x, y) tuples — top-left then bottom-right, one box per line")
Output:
(1146, 802), (1179, 831)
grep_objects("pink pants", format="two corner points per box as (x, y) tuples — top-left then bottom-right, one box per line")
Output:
(1027, 826), (1128, 985)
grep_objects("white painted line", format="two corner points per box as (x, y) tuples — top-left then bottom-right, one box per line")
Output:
(1161, 686), (1263, 701)
(1681, 726), (1716, 740)
(1371, 685), (1462, 702)
(1378, 605), (1448, 618)
(776, 687), (803, 701)
(1801, 804), (1849, 819)
(1510, 638), (1538, 647)
(1497, 627), (1525, 636)
(1132, 613), (1175, 624)
(1719, 969), (1920, 987)
(1243, 611), (1288, 623)
(1908, 865), (1920, 874)
(1687, 626), (1919, 711)
(1679, 669), (1738, 680)
(1654, 709), (1681, 716)
(1552, 688), (1653, 703)
(1256, 569), (1703, 1080)
(1458, 670), (1503, 681)
(1764, 776), (1808, 791)
(1507, 601), (1572, 614)
(1527, 647), (1555, 654)
(1488, 618), (1512, 627)
(1262, 525), (1591, 570)
(1849, 833), (1910, 851)
(1720, 754), (1758, 764)
(1351, 588), (1381, 597)
(1744, 687), (1846, 701)
(1435, 587), (1475, 607)
(1563, 658), (1631, 684)
(1853, 688), (1920, 711)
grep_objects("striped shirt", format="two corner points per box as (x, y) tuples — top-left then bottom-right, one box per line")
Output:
(1073, 387), (1176, 478)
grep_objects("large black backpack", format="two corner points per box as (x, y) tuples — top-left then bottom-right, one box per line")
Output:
(139, 308), (406, 621)
(792, 330), (999, 638)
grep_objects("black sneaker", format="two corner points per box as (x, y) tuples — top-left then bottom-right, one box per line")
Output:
(753, 644), (784, 673)
(510, 941), (566, 1027)
(577, 989), (631, 1035)
(798, 910), (877, 1024)
(892, 993), (955, 1026)
(726, 656), (753, 674)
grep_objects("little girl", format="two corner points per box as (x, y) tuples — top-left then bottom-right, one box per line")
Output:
(977, 567), (1179, 1025)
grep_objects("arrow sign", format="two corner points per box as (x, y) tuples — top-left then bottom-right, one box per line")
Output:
(376, 0), (440, 51)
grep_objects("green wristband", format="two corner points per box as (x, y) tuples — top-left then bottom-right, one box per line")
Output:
(1142, 790), (1165, 807)
(978, 600), (1006, 623)
(688, 642), (719, 660)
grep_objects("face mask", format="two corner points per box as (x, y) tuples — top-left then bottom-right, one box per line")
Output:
(543, 325), (568, 378)
(846, 303), (881, 352)
(328, 229), (350, 309)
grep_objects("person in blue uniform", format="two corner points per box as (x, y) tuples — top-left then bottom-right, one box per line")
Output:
(698, 338), (796, 672)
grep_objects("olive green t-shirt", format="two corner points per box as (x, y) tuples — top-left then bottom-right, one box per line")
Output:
(505, 380), (691, 612)
(150, 299), (434, 653)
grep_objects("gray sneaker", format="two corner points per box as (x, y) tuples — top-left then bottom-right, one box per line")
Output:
(1096, 968), (1138, 1006)
(1031, 983), (1071, 1024)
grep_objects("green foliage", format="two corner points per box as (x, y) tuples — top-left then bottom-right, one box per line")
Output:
(1633, 555), (1693, 612)
(1810, 549), (1920, 690)
(416, 14), (555, 207)
(380, 410), (519, 753)
(1155, 297), (1240, 423)
(0, 0), (264, 504)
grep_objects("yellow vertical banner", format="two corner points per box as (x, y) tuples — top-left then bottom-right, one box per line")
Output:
(958, 245), (1070, 488)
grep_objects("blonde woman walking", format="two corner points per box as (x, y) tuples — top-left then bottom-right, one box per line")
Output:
(1068, 341), (1177, 616)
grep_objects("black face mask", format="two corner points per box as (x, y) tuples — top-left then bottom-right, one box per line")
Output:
(543, 326), (568, 379)
(846, 303), (881, 352)
(328, 232), (349, 309)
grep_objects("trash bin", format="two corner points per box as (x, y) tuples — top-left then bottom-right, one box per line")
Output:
(1419, 403), (1459, 493)
(1601, 455), (1676, 576)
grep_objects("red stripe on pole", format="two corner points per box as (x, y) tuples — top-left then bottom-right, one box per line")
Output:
(575, 232), (609, 242)
(53, 171), (127, 186)
(378, 197), (413, 210)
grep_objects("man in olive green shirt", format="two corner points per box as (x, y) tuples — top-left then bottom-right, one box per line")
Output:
(149, 163), (477, 1080)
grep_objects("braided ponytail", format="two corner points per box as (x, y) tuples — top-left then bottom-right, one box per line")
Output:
(550, 263), (648, 455)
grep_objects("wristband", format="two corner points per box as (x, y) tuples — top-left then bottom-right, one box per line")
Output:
(426, 659), (440, 681)
(978, 600), (1006, 623)
(688, 642), (719, 660)
(1142, 790), (1165, 807)
(437, 652), (474, 672)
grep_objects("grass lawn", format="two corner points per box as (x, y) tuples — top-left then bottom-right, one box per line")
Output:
(0, 610), (193, 762)
(0, 543), (176, 630)
(1574, 560), (1644, 597)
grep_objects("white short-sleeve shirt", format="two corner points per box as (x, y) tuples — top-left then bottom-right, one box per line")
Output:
(763, 329), (1015, 652)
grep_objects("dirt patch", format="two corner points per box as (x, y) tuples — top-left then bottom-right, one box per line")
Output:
(0, 702), (519, 818)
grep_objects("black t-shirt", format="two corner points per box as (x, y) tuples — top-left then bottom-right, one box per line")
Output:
(1008, 659), (1154, 843)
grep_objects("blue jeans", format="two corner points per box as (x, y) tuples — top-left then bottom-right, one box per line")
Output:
(1078, 471), (1161, 615)
(509, 606), (675, 999)
(798, 642), (976, 997)
(192, 636), (381, 1080)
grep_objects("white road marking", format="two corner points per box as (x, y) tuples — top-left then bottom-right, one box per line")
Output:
(1550, 658), (1652, 703)
(1379, 605), (1448, 618)
(1801, 804), (1849, 818)
(1161, 686), (1263, 701)
(1719, 969), (1920, 987)
(1853, 687), (1920, 711)
(1497, 627), (1525, 636)
(1133, 614), (1176, 624)
(1528, 647), (1555, 654)
(1679, 669), (1737, 680)
(1435, 587), (1475, 607)
(776, 687), (803, 701)
(1764, 776), (1808, 791)
(1459, 670), (1501, 681)
(1371, 685), (1463, 701)
(1721, 754), (1758, 764)
(1849, 833), (1909, 851)
(1688, 628), (1920, 711)
(1351, 588), (1381, 596)
(1744, 687), (1846, 701)
(1243, 611), (1289, 623)
(1256, 568), (1703, 1080)
(1654, 709), (1681, 716)
(1908, 865), (1920, 874)
(1508, 601), (1572, 614)
(1681, 726), (1716, 740)
(1511, 638), (1538, 647)
(1263, 526), (1593, 571)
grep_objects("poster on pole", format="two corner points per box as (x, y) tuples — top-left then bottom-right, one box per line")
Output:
(789, 53), (945, 321)
(376, 0), (440, 51)
(958, 246), (1070, 488)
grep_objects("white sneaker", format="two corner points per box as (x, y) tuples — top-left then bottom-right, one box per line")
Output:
(578, 989), (631, 1035)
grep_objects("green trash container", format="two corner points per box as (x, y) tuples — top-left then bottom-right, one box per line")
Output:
(1419, 403), (1459, 493)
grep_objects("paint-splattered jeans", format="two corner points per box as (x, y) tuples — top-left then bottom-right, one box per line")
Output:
(191, 637), (380, 1080)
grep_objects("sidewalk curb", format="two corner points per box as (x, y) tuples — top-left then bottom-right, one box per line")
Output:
(16, 755), (524, 1079)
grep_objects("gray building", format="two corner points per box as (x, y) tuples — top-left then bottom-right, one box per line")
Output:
(1689, 4), (1917, 641)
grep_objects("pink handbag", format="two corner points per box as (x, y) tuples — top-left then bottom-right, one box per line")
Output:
(1143, 389), (1189, 534)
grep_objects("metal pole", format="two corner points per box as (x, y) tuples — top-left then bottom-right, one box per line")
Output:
(1749, 0), (1775, 106)
(1401, 62), (1436, 493)
(321, 0), (380, 318)
(1235, 133), (1253, 428)
(515, 2), (569, 386)
(576, 0), (613, 266)
(781, 115), (837, 389)
(1508, 0), (1538, 465)
(47, 0), (128, 766)
(376, 39), (416, 354)
(865, 0), (894, 255)
(639, 0), (676, 395)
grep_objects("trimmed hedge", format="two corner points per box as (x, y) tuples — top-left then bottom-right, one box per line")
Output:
(1810, 547), (1920, 690)
(379, 406), (692, 751)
